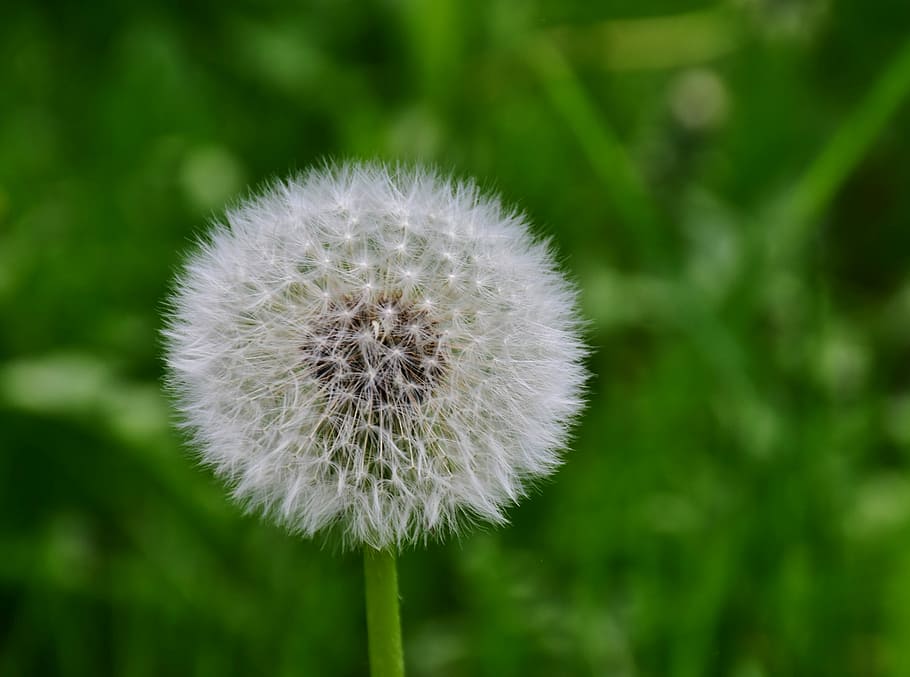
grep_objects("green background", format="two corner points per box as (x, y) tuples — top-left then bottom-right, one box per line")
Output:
(3, 1), (910, 675)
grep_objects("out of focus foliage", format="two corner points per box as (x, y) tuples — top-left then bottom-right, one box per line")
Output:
(3, 1), (910, 675)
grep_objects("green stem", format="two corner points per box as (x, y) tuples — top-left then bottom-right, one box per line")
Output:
(363, 547), (404, 677)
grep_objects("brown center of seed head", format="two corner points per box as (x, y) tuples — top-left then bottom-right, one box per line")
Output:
(301, 292), (446, 411)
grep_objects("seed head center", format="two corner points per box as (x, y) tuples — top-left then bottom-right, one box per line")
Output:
(302, 293), (445, 410)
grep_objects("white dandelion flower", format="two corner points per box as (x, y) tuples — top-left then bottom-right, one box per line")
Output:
(163, 162), (587, 549)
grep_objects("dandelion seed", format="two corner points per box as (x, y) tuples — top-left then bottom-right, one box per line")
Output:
(163, 162), (587, 550)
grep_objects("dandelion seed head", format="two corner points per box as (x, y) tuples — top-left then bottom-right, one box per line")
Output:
(163, 162), (587, 549)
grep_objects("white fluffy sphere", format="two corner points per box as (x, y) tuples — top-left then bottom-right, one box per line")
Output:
(164, 162), (587, 549)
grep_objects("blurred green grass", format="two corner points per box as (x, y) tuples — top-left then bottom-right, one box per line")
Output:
(3, 1), (910, 675)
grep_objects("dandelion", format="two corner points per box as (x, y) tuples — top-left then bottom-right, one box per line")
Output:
(163, 162), (587, 675)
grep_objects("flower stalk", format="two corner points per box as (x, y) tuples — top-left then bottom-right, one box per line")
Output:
(363, 548), (404, 677)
